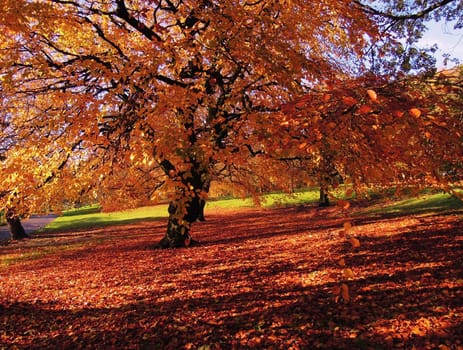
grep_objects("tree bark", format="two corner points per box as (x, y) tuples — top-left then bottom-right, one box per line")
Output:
(156, 196), (202, 248)
(6, 208), (29, 240)
(319, 185), (330, 207)
(155, 168), (209, 249)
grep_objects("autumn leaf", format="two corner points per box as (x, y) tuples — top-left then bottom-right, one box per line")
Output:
(367, 89), (377, 102)
(357, 104), (373, 114)
(343, 221), (353, 232)
(327, 121), (337, 129)
(343, 268), (355, 279)
(393, 110), (404, 118)
(409, 108), (422, 118)
(341, 283), (350, 302)
(342, 96), (357, 107)
(337, 200), (351, 210)
(349, 237), (360, 248)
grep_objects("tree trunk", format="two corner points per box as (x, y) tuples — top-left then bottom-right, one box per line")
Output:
(319, 185), (330, 207)
(6, 208), (29, 240)
(155, 169), (209, 248)
(156, 194), (204, 248)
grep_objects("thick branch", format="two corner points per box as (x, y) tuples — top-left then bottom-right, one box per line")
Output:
(115, 0), (163, 42)
(355, 0), (455, 20)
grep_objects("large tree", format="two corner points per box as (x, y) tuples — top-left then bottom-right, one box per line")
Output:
(0, 0), (461, 246)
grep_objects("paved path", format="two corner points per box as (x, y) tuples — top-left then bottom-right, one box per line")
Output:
(0, 214), (58, 241)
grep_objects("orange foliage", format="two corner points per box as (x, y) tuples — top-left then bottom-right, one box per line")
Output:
(0, 0), (461, 245)
(280, 73), (463, 194)
(0, 0), (383, 214)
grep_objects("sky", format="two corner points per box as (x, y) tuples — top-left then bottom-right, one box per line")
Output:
(418, 20), (463, 69)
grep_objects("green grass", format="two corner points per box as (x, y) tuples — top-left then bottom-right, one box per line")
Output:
(44, 204), (169, 232)
(361, 192), (463, 216)
(42, 189), (463, 233)
(207, 189), (321, 210)
(44, 189), (321, 232)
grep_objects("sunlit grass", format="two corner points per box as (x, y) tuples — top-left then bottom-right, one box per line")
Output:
(207, 188), (321, 210)
(45, 189), (321, 232)
(361, 192), (463, 216)
(43, 189), (463, 232)
(44, 204), (169, 232)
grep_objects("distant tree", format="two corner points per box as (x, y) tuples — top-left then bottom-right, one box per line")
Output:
(279, 70), (463, 198)
(0, 0), (461, 245)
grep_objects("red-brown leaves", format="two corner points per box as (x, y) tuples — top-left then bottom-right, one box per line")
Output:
(1, 203), (462, 349)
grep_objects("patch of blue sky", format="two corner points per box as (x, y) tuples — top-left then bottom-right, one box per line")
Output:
(418, 20), (463, 68)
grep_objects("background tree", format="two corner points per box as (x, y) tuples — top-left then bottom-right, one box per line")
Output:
(278, 70), (463, 202)
(0, 0), (461, 245)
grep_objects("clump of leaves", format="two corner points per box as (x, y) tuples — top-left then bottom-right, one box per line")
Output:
(1, 203), (461, 349)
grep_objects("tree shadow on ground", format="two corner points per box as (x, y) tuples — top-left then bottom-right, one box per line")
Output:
(0, 206), (462, 349)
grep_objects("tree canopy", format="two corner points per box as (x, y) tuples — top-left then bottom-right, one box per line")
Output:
(0, 0), (462, 245)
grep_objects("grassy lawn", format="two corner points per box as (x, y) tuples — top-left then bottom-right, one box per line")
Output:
(360, 192), (463, 216)
(44, 189), (463, 233)
(44, 204), (169, 232)
(43, 189), (322, 232)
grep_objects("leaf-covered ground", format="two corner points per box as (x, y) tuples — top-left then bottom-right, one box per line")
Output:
(1, 203), (462, 349)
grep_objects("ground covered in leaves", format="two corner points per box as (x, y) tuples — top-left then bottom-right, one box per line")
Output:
(1, 202), (462, 349)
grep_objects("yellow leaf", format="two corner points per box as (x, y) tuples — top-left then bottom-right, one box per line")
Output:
(367, 89), (377, 101)
(343, 268), (355, 278)
(343, 221), (353, 231)
(298, 142), (307, 150)
(409, 108), (421, 118)
(411, 326), (426, 337)
(349, 237), (360, 248)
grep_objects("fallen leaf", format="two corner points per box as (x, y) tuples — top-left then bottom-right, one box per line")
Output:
(367, 89), (377, 101)
(343, 268), (355, 279)
(349, 237), (360, 248)
(341, 283), (350, 302)
(343, 221), (353, 231)
(342, 96), (357, 106)
(409, 108), (421, 118)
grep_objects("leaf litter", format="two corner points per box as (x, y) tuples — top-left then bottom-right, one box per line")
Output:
(0, 205), (462, 349)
